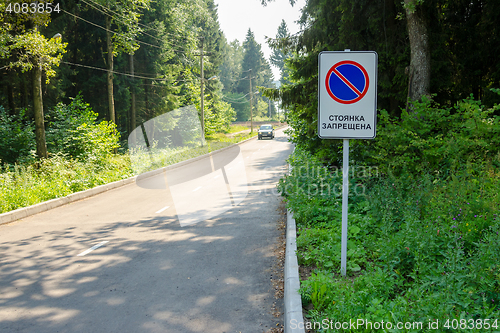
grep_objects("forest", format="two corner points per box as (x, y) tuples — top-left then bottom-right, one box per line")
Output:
(0, 0), (278, 164)
(264, 0), (500, 157)
(0, 0), (283, 213)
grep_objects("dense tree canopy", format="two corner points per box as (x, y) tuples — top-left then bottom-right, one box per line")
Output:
(219, 29), (276, 121)
(263, 0), (500, 159)
(0, 0), (277, 164)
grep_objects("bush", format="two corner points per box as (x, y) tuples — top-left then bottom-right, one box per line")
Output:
(46, 94), (119, 162)
(369, 94), (500, 176)
(282, 146), (500, 332)
(0, 106), (35, 164)
(203, 97), (237, 136)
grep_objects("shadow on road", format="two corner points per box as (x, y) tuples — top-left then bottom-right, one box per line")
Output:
(0, 136), (293, 333)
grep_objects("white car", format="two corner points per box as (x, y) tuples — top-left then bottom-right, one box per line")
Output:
(258, 124), (274, 140)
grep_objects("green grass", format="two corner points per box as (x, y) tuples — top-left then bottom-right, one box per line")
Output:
(0, 132), (257, 214)
(280, 147), (500, 332)
(225, 124), (249, 133)
(0, 154), (134, 214)
(206, 130), (258, 142)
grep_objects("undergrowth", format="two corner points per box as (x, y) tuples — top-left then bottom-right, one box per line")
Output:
(279, 95), (500, 332)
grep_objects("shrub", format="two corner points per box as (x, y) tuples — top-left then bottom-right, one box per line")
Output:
(369, 94), (500, 176)
(203, 97), (237, 137)
(0, 106), (35, 164)
(46, 94), (119, 162)
(282, 145), (500, 332)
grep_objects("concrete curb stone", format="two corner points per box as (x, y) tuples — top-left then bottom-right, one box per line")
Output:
(284, 208), (306, 333)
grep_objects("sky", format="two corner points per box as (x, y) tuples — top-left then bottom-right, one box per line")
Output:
(214, 0), (306, 81)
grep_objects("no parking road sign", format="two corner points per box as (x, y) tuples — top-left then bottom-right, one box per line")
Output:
(318, 50), (377, 277)
(318, 51), (377, 139)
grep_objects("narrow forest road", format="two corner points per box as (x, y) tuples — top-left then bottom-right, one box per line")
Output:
(0, 128), (293, 333)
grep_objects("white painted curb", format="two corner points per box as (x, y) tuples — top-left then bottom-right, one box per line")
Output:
(284, 145), (305, 333)
(284, 209), (306, 333)
(0, 177), (136, 225)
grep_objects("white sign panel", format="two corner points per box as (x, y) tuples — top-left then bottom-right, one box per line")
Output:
(318, 51), (378, 139)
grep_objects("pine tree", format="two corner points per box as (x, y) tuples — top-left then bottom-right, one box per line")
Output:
(237, 29), (273, 94)
(269, 20), (291, 86)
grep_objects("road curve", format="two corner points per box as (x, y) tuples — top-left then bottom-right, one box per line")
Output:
(0, 127), (293, 333)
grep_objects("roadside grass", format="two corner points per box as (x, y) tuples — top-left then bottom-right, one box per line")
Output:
(0, 130), (257, 214)
(206, 130), (258, 142)
(225, 124), (249, 133)
(280, 147), (500, 332)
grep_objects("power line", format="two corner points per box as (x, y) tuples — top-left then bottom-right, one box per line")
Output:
(203, 85), (252, 103)
(61, 60), (190, 82)
(62, 9), (157, 50)
(62, 9), (189, 55)
(82, 0), (193, 41)
(222, 97), (250, 104)
(80, 0), (192, 52)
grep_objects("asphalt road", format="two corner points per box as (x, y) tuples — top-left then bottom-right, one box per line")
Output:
(0, 127), (293, 333)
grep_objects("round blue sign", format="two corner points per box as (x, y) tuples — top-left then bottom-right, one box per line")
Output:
(325, 60), (369, 104)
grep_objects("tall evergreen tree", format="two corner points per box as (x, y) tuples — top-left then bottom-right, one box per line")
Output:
(269, 19), (291, 86)
(219, 39), (244, 94)
(237, 29), (274, 93)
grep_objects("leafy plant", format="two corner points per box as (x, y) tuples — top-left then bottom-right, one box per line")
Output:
(283, 138), (500, 331)
(46, 94), (120, 163)
(0, 106), (35, 164)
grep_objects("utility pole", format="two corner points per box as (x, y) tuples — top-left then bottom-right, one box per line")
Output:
(129, 53), (136, 142)
(200, 37), (205, 145)
(249, 69), (253, 133)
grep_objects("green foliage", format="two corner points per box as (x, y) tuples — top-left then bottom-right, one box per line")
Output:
(9, 30), (67, 82)
(0, 126), (257, 214)
(283, 143), (500, 332)
(0, 106), (35, 164)
(282, 92), (500, 328)
(370, 95), (500, 175)
(94, 0), (150, 55)
(223, 29), (275, 120)
(0, 154), (134, 214)
(202, 96), (236, 136)
(269, 19), (291, 86)
(225, 124), (248, 133)
(223, 92), (250, 121)
(219, 40), (244, 93)
(265, 0), (500, 163)
(278, 148), (374, 274)
(46, 95), (120, 163)
(237, 29), (274, 93)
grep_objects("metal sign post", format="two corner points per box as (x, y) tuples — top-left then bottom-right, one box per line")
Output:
(341, 138), (349, 276)
(318, 50), (377, 277)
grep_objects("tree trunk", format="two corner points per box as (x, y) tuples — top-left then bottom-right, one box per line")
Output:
(144, 79), (149, 117)
(106, 16), (115, 123)
(33, 64), (48, 159)
(249, 69), (253, 133)
(23, 74), (30, 110)
(7, 82), (16, 114)
(404, 0), (431, 103)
